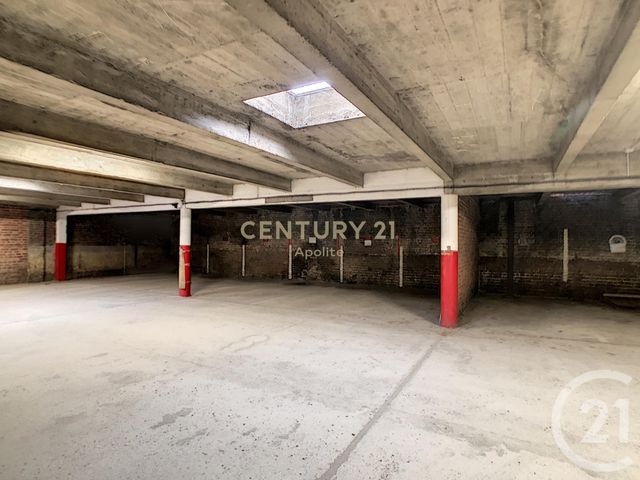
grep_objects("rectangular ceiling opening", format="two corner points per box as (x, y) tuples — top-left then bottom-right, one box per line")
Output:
(244, 82), (365, 129)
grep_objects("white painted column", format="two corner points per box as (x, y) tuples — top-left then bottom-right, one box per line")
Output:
(179, 206), (192, 246)
(441, 195), (459, 252)
(55, 212), (67, 244)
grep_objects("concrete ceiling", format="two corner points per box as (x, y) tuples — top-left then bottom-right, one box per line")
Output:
(0, 0), (639, 207)
(0, 0), (418, 174)
(317, 0), (623, 164)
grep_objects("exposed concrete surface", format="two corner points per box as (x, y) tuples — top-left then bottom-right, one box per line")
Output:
(1, 1), (639, 194)
(0, 275), (638, 479)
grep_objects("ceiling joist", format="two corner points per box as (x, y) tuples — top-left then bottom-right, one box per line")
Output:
(0, 186), (110, 206)
(0, 132), (235, 196)
(0, 52), (363, 187)
(0, 162), (182, 200)
(0, 101), (292, 192)
(0, 193), (79, 208)
(0, 177), (144, 203)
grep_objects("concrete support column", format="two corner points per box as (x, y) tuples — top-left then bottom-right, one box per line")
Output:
(54, 212), (67, 281)
(178, 206), (192, 297)
(440, 194), (458, 328)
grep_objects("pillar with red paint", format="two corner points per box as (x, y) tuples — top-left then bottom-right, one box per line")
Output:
(178, 206), (192, 297)
(440, 194), (458, 328)
(54, 212), (67, 281)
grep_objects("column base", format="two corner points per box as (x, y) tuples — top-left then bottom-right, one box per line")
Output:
(54, 243), (67, 281)
(440, 250), (458, 328)
(178, 245), (191, 297)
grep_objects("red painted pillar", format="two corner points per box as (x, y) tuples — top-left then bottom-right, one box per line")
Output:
(440, 194), (458, 328)
(54, 213), (67, 281)
(178, 206), (192, 297)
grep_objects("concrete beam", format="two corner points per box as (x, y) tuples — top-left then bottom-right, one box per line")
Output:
(0, 162), (183, 200)
(453, 178), (640, 196)
(0, 102), (292, 192)
(0, 193), (79, 207)
(0, 186), (110, 205)
(454, 153), (640, 195)
(554, 2), (640, 173)
(0, 132), (234, 196)
(225, 0), (453, 181)
(0, 177), (144, 203)
(0, 36), (363, 186)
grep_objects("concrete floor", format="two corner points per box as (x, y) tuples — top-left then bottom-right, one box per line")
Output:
(0, 275), (638, 480)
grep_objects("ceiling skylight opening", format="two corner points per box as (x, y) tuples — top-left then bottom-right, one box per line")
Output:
(243, 82), (365, 129)
(289, 81), (332, 96)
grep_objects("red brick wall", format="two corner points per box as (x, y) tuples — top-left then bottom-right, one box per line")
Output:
(478, 192), (640, 298)
(458, 197), (479, 312)
(193, 204), (441, 292)
(0, 206), (55, 285)
(0, 207), (28, 284)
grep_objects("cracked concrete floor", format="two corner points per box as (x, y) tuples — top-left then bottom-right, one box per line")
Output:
(0, 274), (638, 479)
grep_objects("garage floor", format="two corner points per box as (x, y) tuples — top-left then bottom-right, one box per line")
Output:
(1, 275), (638, 480)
